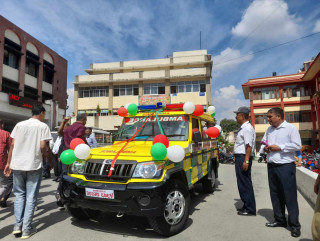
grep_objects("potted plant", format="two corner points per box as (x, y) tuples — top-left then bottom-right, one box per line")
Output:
(96, 104), (101, 116)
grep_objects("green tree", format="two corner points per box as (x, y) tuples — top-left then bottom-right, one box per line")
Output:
(220, 119), (239, 135)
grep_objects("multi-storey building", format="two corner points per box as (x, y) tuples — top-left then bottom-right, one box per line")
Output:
(242, 55), (320, 152)
(73, 50), (213, 131)
(0, 16), (68, 131)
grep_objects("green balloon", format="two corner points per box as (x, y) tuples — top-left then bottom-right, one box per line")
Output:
(150, 143), (167, 161)
(60, 149), (77, 165)
(127, 104), (138, 115)
(211, 113), (215, 117)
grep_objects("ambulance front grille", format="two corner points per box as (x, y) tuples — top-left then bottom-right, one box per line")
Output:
(83, 159), (137, 182)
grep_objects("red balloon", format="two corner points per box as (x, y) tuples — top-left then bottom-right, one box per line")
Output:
(70, 138), (85, 150)
(193, 105), (204, 116)
(117, 107), (128, 117)
(153, 134), (169, 148)
(206, 127), (220, 138)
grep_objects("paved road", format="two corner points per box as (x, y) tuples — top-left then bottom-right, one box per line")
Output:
(0, 163), (314, 241)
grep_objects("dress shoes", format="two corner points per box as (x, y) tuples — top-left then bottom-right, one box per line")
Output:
(265, 221), (287, 228)
(237, 210), (256, 216)
(291, 229), (301, 238)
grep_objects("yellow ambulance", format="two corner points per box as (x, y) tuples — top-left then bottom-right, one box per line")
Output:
(61, 103), (219, 236)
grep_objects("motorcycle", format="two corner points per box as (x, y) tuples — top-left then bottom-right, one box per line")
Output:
(219, 152), (234, 164)
(258, 153), (267, 163)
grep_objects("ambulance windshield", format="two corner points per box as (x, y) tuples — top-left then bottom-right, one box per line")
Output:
(116, 115), (189, 141)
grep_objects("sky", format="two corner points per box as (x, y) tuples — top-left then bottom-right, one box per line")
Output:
(1, 0), (320, 122)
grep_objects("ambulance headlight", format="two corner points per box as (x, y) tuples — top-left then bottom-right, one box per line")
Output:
(70, 160), (86, 174)
(132, 161), (165, 179)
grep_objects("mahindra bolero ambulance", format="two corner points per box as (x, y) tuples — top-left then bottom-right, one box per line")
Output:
(60, 103), (219, 236)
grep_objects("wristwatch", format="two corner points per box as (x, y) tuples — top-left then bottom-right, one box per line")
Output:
(245, 160), (249, 164)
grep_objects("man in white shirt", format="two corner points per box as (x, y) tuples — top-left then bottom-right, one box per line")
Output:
(85, 128), (98, 148)
(260, 107), (301, 238)
(233, 106), (256, 216)
(4, 104), (52, 239)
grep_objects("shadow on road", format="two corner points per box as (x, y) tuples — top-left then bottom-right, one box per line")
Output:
(257, 208), (275, 222)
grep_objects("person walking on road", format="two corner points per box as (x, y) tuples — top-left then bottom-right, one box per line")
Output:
(233, 106), (256, 216)
(260, 107), (301, 238)
(0, 120), (12, 208)
(4, 104), (52, 239)
(312, 172), (320, 241)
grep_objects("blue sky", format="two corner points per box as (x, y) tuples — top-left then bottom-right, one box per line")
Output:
(1, 0), (320, 121)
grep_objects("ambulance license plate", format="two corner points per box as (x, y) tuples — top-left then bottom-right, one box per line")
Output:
(85, 188), (114, 199)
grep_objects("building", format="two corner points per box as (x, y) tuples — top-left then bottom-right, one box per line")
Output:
(242, 55), (320, 152)
(0, 15), (68, 131)
(73, 50), (213, 131)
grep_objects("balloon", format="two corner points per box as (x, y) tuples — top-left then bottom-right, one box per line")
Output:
(70, 138), (85, 150)
(207, 106), (216, 114)
(74, 144), (91, 160)
(206, 127), (220, 138)
(60, 149), (77, 165)
(127, 104), (138, 115)
(193, 105), (204, 116)
(117, 107), (128, 117)
(310, 163), (315, 167)
(124, 103), (132, 109)
(183, 102), (195, 114)
(167, 145), (185, 163)
(211, 113), (215, 117)
(153, 134), (169, 148)
(215, 125), (222, 132)
(150, 143), (167, 160)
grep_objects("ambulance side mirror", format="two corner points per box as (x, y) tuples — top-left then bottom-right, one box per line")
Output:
(193, 131), (202, 144)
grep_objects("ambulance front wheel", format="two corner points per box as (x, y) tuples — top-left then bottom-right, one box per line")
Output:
(148, 179), (190, 236)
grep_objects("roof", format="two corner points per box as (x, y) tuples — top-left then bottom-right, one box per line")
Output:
(303, 52), (320, 81)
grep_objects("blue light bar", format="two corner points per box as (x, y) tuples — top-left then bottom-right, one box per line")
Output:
(138, 102), (164, 110)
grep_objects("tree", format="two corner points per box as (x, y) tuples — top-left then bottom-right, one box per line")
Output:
(220, 118), (240, 135)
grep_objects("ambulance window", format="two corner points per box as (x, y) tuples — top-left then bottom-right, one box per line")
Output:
(201, 120), (209, 140)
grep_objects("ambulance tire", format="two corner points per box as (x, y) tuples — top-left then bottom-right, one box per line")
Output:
(202, 166), (216, 194)
(148, 179), (190, 237)
(66, 206), (89, 220)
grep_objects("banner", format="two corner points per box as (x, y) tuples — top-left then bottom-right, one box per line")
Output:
(139, 94), (170, 105)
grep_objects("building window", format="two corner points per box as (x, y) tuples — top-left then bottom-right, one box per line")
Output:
(170, 80), (205, 94)
(1, 78), (20, 95)
(25, 51), (39, 77)
(79, 86), (109, 98)
(43, 60), (54, 84)
(114, 84), (138, 97)
(143, 83), (165, 95)
(24, 86), (38, 101)
(285, 111), (311, 123)
(253, 87), (279, 100)
(3, 38), (21, 69)
(283, 85), (311, 98)
(255, 114), (268, 124)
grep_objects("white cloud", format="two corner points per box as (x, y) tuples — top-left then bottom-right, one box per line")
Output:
(232, 0), (300, 41)
(212, 48), (253, 77)
(313, 20), (320, 33)
(66, 87), (74, 117)
(212, 85), (248, 121)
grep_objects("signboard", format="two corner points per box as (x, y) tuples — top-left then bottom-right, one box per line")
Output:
(139, 94), (170, 105)
(9, 94), (40, 109)
(125, 115), (187, 124)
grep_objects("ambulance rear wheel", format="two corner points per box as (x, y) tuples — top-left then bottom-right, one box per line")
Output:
(148, 179), (190, 236)
(202, 166), (216, 193)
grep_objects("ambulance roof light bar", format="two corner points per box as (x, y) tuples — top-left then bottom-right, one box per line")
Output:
(137, 102), (184, 111)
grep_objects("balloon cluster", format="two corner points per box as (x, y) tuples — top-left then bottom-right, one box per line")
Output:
(60, 138), (91, 165)
(150, 134), (185, 163)
(117, 103), (138, 117)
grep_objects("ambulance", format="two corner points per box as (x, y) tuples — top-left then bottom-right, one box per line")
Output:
(60, 103), (219, 236)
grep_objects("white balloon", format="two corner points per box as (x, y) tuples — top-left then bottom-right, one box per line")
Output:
(167, 145), (185, 163)
(215, 125), (222, 132)
(124, 103), (132, 110)
(74, 144), (91, 160)
(207, 106), (216, 114)
(183, 102), (195, 114)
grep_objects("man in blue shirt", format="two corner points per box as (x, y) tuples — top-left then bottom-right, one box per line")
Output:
(85, 128), (98, 148)
(260, 107), (301, 238)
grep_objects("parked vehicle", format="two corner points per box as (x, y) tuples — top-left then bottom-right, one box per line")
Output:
(258, 153), (267, 163)
(219, 151), (234, 164)
(60, 103), (219, 236)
